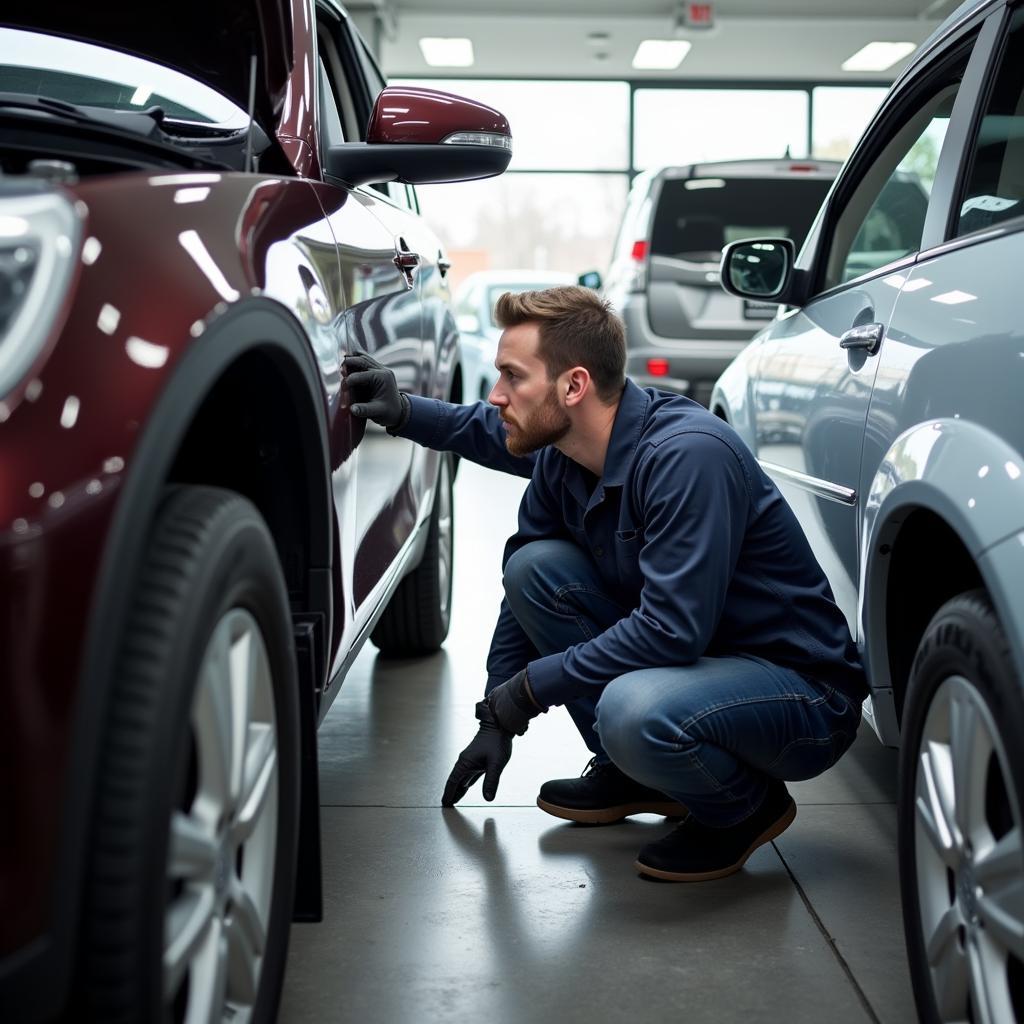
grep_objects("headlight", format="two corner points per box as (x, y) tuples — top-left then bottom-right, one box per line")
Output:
(0, 186), (80, 399)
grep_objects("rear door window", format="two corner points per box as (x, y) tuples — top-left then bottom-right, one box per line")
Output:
(955, 6), (1024, 237)
(650, 176), (833, 263)
(821, 46), (970, 290)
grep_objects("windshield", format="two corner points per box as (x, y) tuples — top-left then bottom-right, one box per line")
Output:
(0, 28), (248, 128)
(651, 177), (833, 261)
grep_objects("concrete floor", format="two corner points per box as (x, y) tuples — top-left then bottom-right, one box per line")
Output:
(279, 460), (917, 1024)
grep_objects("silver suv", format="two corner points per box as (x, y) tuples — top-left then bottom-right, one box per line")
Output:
(603, 158), (840, 406)
(713, 2), (1024, 1020)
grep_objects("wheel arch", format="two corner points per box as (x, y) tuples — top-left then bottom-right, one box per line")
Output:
(861, 417), (1024, 735)
(40, 298), (332, 1013)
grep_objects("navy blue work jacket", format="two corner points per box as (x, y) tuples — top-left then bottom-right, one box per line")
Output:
(400, 380), (866, 709)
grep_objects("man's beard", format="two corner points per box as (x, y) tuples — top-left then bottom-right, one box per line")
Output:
(503, 386), (571, 456)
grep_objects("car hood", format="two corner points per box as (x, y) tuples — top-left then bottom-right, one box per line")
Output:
(2, 0), (292, 129)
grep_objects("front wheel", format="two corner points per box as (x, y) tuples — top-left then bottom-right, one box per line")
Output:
(898, 590), (1024, 1024)
(371, 452), (454, 656)
(83, 487), (300, 1023)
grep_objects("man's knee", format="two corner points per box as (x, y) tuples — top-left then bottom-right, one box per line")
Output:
(503, 540), (579, 605)
(595, 672), (678, 775)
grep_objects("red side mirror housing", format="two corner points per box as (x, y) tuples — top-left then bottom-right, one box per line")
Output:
(326, 86), (512, 188)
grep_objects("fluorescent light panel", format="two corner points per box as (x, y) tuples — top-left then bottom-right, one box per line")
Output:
(419, 37), (474, 67)
(841, 42), (916, 72)
(632, 39), (692, 70)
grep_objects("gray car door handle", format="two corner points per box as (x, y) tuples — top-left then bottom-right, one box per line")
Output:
(839, 322), (884, 355)
(393, 246), (420, 289)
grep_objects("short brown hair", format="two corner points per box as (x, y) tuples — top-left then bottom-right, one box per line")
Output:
(494, 286), (626, 404)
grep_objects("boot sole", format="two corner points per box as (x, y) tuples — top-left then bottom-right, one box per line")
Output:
(634, 800), (797, 881)
(537, 796), (688, 825)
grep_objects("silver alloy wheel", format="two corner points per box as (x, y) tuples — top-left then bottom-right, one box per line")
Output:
(164, 608), (279, 1023)
(436, 456), (453, 621)
(914, 674), (1024, 1024)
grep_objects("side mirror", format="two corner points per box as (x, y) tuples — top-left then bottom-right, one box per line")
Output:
(720, 238), (795, 301)
(326, 86), (512, 189)
(578, 270), (602, 290)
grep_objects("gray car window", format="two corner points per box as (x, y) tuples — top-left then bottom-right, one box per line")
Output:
(824, 59), (968, 289)
(956, 7), (1024, 238)
(650, 178), (831, 262)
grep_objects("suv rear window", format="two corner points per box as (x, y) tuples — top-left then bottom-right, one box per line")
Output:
(650, 177), (832, 261)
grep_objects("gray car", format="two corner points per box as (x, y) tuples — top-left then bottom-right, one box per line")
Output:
(712, 2), (1024, 1020)
(603, 158), (840, 406)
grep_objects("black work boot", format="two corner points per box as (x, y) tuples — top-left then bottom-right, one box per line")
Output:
(537, 757), (687, 824)
(635, 779), (796, 881)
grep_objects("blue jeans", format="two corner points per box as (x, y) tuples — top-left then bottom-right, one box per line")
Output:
(503, 540), (861, 826)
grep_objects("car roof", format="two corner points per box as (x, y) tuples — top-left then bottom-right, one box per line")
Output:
(656, 158), (843, 181)
(901, 0), (998, 80)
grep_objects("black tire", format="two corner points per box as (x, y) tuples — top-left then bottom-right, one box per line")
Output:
(371, 452), (454, 656)
(898, 589), (1024, 1024)
(83, 486), (300, 1023)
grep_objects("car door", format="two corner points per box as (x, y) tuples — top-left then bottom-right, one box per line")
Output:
(863, 6), (1019, 502)
(305, 9), (427, 664)
(750, 31), (982, 635)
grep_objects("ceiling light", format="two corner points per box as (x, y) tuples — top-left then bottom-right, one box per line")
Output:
(841, 42), (916, 72)
(632, 39), (692, 70)
(419, 37), (474, 67)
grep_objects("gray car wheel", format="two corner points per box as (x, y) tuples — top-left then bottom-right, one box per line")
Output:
(899, 590), (1024, 1024)
(84, 486), (300, 1023)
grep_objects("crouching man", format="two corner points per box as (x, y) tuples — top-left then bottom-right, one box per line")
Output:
(343, 286), (865, 882)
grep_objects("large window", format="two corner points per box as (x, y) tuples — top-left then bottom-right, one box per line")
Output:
(397, 78), (629, 171)
(415, 173), (628, 282)
(398, 77), (898, 287)
(399, 79), (630, 287)
(812, 87), (888, 160)
(633, 88), (809, 168)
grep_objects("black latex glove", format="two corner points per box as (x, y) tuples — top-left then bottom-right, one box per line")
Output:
(487, 668), (545, 737)
(342, 350), (411, 431)
(441, 701), (513, 805)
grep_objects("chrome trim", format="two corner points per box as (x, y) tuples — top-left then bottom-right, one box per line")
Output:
(759, 459), (857, 505)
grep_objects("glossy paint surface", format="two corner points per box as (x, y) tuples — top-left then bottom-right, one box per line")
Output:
(711, 2), (1024, 748)
(367, 87), (511, 144)
(278, 0), (320, 179)
(0, 0), (469, 983)
(0, 171), (339, 950)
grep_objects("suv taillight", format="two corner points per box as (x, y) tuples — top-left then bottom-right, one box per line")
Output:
(628, 239), (648, 293)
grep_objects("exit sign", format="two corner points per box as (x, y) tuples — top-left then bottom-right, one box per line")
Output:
(685, 2), (715, 29)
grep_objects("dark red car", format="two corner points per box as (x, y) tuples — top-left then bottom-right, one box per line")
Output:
(0, 2), (510, 1020)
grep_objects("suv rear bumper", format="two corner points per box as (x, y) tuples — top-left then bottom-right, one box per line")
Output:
(620, 298), (751, 405)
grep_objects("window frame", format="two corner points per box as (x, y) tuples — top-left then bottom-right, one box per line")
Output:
(948, 2), (1024, 243)
(803, 14), (999, 302)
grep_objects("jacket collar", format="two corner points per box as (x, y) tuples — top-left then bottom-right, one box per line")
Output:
(563, 379), (650, 507)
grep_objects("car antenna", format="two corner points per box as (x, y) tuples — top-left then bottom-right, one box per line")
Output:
(244, 50), (258, 173)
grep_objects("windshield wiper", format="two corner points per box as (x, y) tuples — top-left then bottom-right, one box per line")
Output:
(0, 91), (230, 169)
(0, 91), (167, 138)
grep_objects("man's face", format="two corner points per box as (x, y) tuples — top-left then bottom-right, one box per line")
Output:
(489, 322), (570, 456)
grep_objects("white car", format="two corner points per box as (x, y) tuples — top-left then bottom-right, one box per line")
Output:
(455, 269), (576, 402)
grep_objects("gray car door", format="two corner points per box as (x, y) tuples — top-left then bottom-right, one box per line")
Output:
(751, 36), (981, 636)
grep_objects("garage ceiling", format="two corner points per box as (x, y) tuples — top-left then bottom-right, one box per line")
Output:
(349, 0), (966, 81)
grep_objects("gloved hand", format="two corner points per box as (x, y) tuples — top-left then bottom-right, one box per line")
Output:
(342, 350), (411, 431)
(441, 701), (513, 805)
(441, 671), (545, 806)
(486, 667), (545, 737)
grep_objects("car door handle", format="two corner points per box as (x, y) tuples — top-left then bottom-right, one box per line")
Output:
(437, 252), (452, 277)
(839, 322), (884, 355)
(393, 239), (420, 289)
